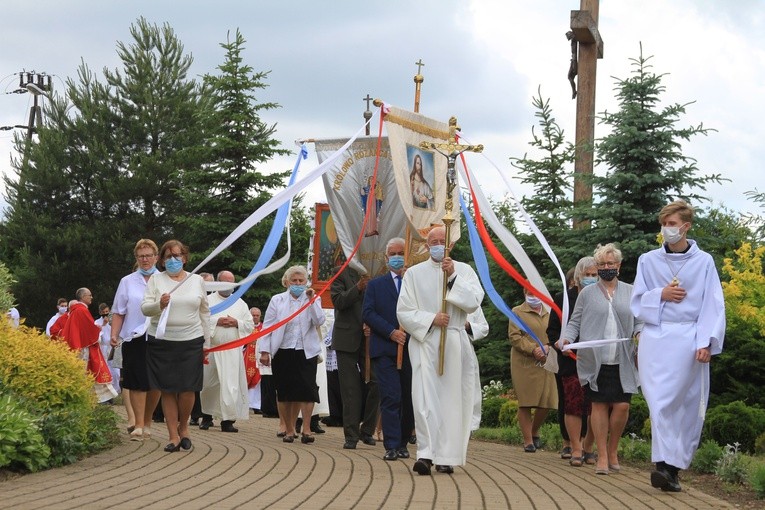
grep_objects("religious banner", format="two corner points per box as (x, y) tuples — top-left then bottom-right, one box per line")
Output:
(316, 136), (406, 278)
(383, 106), (459, 248)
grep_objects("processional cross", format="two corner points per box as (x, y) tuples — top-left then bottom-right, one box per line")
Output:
(420, 117), (483, 376)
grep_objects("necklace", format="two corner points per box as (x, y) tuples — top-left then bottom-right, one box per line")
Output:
(664, 256), (690, 287)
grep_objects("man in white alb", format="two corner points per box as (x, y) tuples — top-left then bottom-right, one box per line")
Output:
(632, 200), (725, 492)
(397, 226), (484, 475)
(200, 271), (254, 433)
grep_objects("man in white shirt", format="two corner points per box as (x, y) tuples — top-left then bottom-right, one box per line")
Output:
(46, 298), (68, 336)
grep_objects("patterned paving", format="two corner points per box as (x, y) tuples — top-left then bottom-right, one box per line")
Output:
(0, 410), (733, 510)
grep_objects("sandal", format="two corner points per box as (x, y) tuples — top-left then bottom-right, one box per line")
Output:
(523, 444), (536, 453)
(276, 431), (286, 438)
(583, 451), (597, 465)
(560, 446), (572, 459)
(129, 427), (143, 441)
(301, 434), (315, 444)
(282, 435), (295, 443)
(569, 456), (583, 467)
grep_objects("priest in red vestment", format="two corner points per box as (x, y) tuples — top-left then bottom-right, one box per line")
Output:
(61, 288), (117, 402)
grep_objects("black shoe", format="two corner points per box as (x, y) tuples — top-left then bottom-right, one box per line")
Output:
(651, 467), (672, 490)
(301, 434), (315, 444)
(221, 421), (238, 433)
(396, 447), (410, 459)
(343, 439), (358, 449)
(310, 420), (326, 434)
(251, 408), (262, 414)
(360, 433), (376, 446)
(164, 442), (181, 452)
(524, 444), (537, 453)
(179, 437), (192, 450)
(199, 420), (213, 430)
(189, 418), (199, 427)
(436, 465), (454, 474)
(532, 436), (542, 449)
(413, 458), (432, 476)
(408, 435), (417, 445)
(384, 449), (398, 461)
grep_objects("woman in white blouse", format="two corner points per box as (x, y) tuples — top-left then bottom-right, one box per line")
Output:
(141, 240), (210, 453)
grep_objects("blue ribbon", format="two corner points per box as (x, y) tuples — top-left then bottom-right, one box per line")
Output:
(458, 193), (545, 349)
(210, 144), (308, 314)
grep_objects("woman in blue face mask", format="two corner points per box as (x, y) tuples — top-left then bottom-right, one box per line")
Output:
(141, 239), (211, 453)
(258, 265), (326, 444)
(508, 287), (557, 453)
(546, 256), (598, 467)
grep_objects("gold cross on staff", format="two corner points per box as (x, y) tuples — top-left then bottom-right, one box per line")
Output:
(418, 116), (483, 376)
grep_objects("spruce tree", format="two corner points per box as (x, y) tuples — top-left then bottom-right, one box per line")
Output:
(0, 17), (207, 327)
(569, 45), (723, 280)
(174, 29), (296, 304)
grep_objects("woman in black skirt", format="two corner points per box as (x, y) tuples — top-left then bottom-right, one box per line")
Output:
(561, 243), (643, 475)
(258, 266), (325, 444)
(141, 240), (210, 452)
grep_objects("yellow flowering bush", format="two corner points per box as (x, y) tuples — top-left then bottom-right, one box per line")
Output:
(712, 242), (765, 408)
(0, 322), (95, 410)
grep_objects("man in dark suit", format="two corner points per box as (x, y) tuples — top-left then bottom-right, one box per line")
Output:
(362, 237), (414, 461)
(331, 264), (379, 449)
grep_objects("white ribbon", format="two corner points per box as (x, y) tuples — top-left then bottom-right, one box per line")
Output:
(562, 337), (631, 351)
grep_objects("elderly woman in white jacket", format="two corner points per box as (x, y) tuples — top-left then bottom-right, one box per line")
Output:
(259, 265), (325, 444)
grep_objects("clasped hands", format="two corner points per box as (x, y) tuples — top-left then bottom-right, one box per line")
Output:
(532, 345), (549, 362)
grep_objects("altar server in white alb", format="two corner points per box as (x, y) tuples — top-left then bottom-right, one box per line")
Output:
(397, 226), (484, 476)
(631, 200), (725, 493)
(201, 270), (254, 433)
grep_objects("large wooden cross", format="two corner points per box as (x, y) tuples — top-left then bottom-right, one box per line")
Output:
(571, 0), (604, 228)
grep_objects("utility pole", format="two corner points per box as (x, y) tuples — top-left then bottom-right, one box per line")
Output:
(20, 72), (53, 141)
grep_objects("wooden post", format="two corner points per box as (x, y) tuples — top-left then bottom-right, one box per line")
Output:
(571, 0), (603, 229)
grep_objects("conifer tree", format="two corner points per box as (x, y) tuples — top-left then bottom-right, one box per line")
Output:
(568, 46), (723, 280)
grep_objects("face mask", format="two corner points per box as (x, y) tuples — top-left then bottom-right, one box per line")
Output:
(165, 257), (184, 275)
(525, 295), (542, 308)
(289, 284), (306, 297)
(387, 255), (405, 271)
(581, 276), (598, 287)
(219, 290), (232, 298)
(58, 306), (68, 314)
(138, 265), (157, 276)
(429, 245), (445, 262)
(661, 225), (685, 245)
(598, 268), (618, 281)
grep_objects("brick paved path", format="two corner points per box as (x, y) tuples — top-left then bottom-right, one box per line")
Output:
(0, 411), (732, 509)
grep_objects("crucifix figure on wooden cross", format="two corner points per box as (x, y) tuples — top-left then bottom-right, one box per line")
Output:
(570, 0), (604, 228)
(419, 116), (483, 376)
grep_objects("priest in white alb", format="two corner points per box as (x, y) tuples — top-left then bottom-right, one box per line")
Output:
(201, 271), (255, 433)
(631, 200), (725, 493)
(397, 226), (484, 475)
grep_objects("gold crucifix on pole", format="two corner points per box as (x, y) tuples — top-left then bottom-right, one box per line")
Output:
(419, 117), (483, 376)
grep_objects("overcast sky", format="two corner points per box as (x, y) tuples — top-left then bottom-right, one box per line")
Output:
(1, 0), (763, 220)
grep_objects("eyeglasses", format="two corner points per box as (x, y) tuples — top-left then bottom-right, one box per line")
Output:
(597, 261), (619, 268)
(164, 252), (183, 261)
(136, 254), (156, 260)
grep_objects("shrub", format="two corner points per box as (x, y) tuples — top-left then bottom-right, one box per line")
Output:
(481, 396), (507, 428)
(0, 322), (95, 411)
(715, 442), (752, 485)
(691, 439), (724, 474)
(750, 462), (765, 499)
(498, 400), (519, 428)
(0, 393), (50, 472)
(537, 422), (563, 451)
(625, 392), (650, 437)
(618, 433), (652, 463)
(755, 433), (765, 455)
(704, 401), (765, 453)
